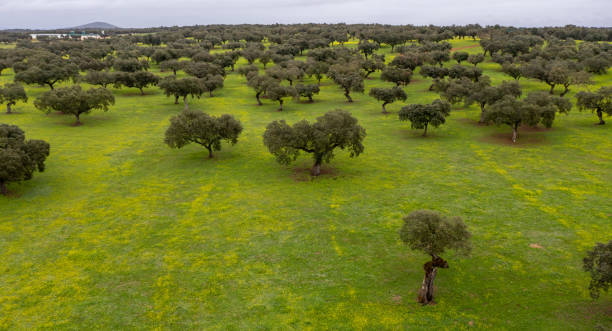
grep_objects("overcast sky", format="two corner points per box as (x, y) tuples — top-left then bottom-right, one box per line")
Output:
(1, 0), (610, 29)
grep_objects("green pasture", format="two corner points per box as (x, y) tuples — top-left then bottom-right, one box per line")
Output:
(0, 38), (611, 329)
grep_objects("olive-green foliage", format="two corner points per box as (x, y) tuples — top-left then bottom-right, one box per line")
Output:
(399, 209), (471, 257)
(399, 99), (451, 136)
(267, 84), (297, 111)
(0, 82), (27, 113)
(158, 76), (207, 108)
(164, 109), (242, 158)
(113, 71), (160, 95)
(380, 66), (412, 86)
(34, 85), (115, 125)
(0, 124), (49, 195)
(452, 51), (469, 64)
(368, 86), (407, 113)
(484, 92), (572, 142)
(575, 86), (612, 124)
(328, 63), (364, 102)
(295, 83), (320, 102)
(14, 55), (78, 90)
(263, 109), (366, 175)
(201, 75), (224, 97)
(583, 240), (612, 299)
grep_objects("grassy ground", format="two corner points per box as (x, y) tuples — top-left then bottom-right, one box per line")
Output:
(0, 38), (611, 330)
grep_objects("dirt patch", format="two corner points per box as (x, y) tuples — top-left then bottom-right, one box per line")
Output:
(291, 166), (339, 182)
(480, 131), (549, 146)
(451, 44), (480, 52)
(529, 243), (544, 249)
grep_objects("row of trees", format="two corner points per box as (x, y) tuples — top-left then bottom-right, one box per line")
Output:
(165, 109), (366, 176)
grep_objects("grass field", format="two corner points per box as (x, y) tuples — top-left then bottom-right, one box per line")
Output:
(1, 38), (611, 329)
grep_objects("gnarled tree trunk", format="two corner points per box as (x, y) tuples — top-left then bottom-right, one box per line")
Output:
(7, 102), (13, 114)
(479, 103), (486, 123)
(512, 123), (519, 143)
(311, 156), (322, 176)
(0, 181), (7, 196)
(344, 90), (353, 103)
(382, 102), (389, 114)
(183, 96), (189, 110)
(597, 109), (605, 125)
(278, 99), (283, 111)
(255, 92), (263, 106)
(417, 256), (448, 305)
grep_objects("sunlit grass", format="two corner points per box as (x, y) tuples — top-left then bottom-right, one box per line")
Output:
(0, 39), (611, 329)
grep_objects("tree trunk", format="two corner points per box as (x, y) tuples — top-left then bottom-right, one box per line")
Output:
(6, 102), (12, 114)
(48, 83), (54, 90)
(479, 103), (486, 123)
(560, 84), (569, 97)
(311, 157), (322, 176)
(75, 113), (81, 126)
(308, 95), (313, 103)
(207, 146), (213, 158)
(174, 96), (179, 104)
(256, 92), (263, 106)
(549, 84), (555, 95)
(278, 99), (283, 111)
(512, 124), (519, 143)
(209, 90), (213, 97)
(184, 96), (189, 110)
(344, 90), (353, 103)
(417, 256), (448, 305)
(0, 182), (6, 196)
(423, 123), (428, 136)
(288, 79), (293, 86)
(173, 69), (177, 76)
(597, 109), (605, 125)
(382, 102), (389, 114)
(140, 88), (144, 95)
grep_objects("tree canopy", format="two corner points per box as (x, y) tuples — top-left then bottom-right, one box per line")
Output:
(0, 124), (50, 195)
(583, 240), (612, 299)
(34, 85), (115, 125)
(165, 109), (243, 158)
(399, 99), (451, 136)
(263, 109), (366, 176)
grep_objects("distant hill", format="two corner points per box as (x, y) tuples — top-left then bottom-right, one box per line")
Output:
(72, 22), (119, 30)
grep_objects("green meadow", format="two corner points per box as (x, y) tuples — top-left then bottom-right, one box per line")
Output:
(1, 38), (611, 329)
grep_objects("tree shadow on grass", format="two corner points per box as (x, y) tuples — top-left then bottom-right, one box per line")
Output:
(479, 131), (550, 147)
(291, 165), (340, 182)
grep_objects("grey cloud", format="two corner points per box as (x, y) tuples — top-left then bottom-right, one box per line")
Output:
(1, 0), (610, 29)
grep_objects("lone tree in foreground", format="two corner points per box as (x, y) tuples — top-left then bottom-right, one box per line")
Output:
(575, 87), (612, 125)
(399, 210), (471, 305)
(399, 99), (451, 136)
(369, 86), (407, 114)
(583, 240), (612, 299)
(0, 83), (28, 114)
(263, 109), (366, 176)
(0, 124), (50, 195)
(34, 86), (115, 125)
(165, 109), (243, 158)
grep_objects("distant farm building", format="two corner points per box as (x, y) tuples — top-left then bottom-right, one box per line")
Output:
(30, 31), (104, 40)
